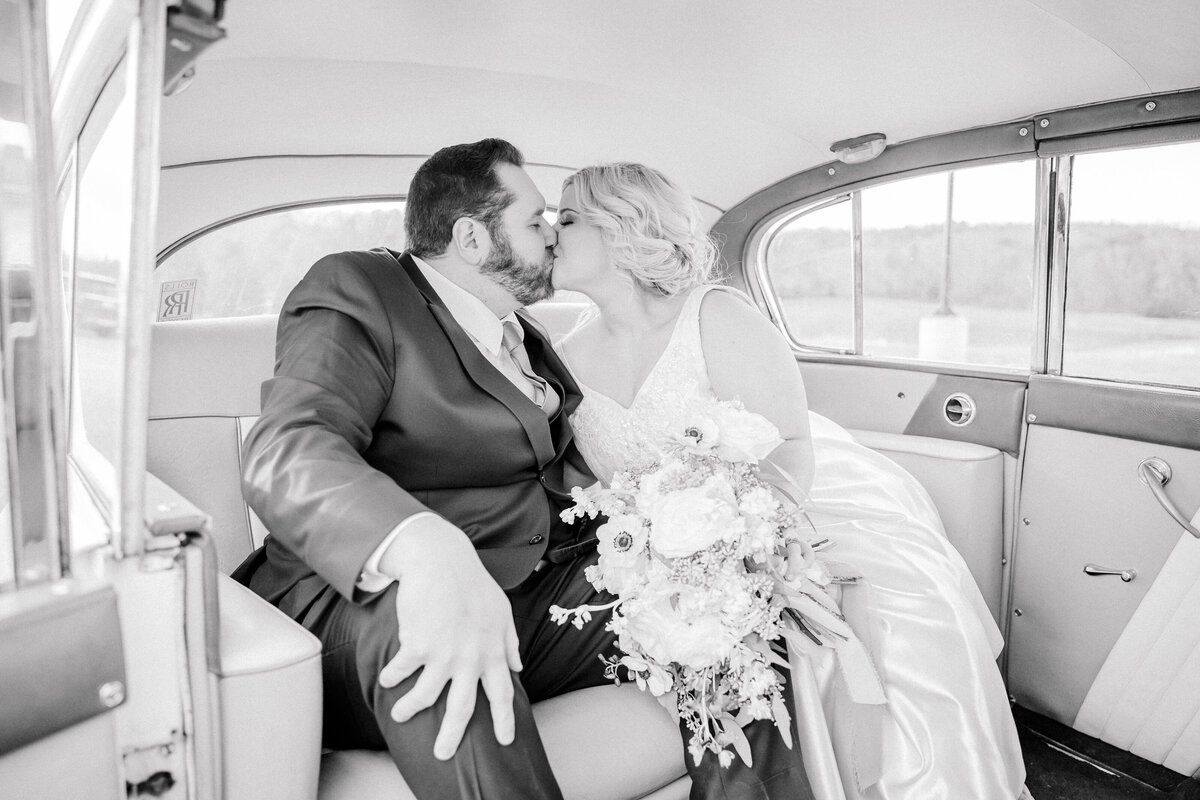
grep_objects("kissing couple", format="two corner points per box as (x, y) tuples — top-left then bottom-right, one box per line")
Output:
(233, 138), (1031, 799)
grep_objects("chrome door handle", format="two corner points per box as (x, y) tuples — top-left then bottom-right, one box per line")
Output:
(1084, 564), (1137, 582)
(1138, 458), (1200, 540)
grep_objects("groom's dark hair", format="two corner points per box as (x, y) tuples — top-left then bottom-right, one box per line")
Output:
(404, 138), (525, 258)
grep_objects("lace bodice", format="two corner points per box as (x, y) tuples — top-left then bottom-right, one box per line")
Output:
(561, 285), (728, 483)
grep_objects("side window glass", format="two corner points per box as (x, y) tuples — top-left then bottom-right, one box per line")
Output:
(763, 160), (1037, 368)
(765, 198), (855, 351)
(1063, 142), (1200, 388)
(154, 202), (406, 320)
(859, 161), (1036, 366)
(0, 5), (26, 586)
(72, 59), (133, 501)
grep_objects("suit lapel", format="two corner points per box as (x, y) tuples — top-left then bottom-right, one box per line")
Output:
(397, 253), (557, 465)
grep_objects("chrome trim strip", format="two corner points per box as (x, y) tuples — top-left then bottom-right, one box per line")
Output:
(851, 191), (864, 354)
(4, 0), (72, 585)
(1045, 156), (1071, 376)
(156, 194), (407, 263)
(28, 0), (72, 581)
(1031, 158), (1053, 375)
(116, 1), (162, 559)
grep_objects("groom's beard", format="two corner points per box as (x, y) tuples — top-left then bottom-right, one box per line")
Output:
(480, 228), (554, 306)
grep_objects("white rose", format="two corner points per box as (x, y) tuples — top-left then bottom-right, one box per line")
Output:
(622, 594), (732, 669)
(646, 486), (744, 558)
(710, 405), (783, 462)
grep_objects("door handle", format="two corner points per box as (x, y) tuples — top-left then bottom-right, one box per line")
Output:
(1138, 458), (1200, 540)
(1083, 564), (1137, 582)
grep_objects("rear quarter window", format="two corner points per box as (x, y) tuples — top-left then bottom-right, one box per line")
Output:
(154, 201), (407, 320)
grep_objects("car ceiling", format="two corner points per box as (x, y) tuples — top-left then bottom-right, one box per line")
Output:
(159, 0), (1200, 214)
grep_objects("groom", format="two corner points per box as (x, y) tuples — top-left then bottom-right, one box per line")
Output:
(233, 138), (812, 800)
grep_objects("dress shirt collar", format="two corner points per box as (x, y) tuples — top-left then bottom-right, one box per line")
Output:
(412, 255), (518, 357)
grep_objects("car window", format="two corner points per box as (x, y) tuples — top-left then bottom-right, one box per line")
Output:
(1062, 142), (1200, 388)
(154, 201), (407, 320)
(156, 203), (585, 319)
(763, 159), (1037, 368)
(72, 58), (132, 491)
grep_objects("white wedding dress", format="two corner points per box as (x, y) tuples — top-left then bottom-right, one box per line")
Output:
(558, 285), (1029, 800)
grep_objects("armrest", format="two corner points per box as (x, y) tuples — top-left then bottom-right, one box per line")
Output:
(217, 574), (321, 677)
(216, 574), (322, 800)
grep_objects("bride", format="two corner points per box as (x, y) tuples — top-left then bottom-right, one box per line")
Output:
(550, 162), (1031, 800)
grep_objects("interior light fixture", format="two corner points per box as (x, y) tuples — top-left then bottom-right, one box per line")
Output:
(830, 132), (887, 164)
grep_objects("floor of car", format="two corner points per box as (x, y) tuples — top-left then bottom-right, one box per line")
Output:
(1015, 706), (1200, 799)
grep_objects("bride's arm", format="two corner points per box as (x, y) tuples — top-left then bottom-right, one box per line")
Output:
(699, 289), (815, 496)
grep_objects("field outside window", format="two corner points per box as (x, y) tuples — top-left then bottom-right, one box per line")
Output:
(155, 202), (408, 320)
(1063, 142), (1200, 389)
(765, 160), (1037, 369)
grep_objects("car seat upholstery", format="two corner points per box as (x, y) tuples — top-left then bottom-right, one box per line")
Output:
(146, 312), (691, 800)
(146, 302), (1007, 799)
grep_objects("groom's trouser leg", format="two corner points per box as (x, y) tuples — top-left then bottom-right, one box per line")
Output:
(304, 550), (619, 800)
(307, 581), (564, 800)
(306, 547), (813, 800)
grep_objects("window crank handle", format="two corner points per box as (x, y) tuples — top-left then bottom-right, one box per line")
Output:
(1083, 564), (1137, 582)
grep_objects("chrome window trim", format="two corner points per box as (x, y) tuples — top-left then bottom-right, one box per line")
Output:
(1045, 156), (1071, 377)
(50, 0), (137, 169)
(1, 0), (72, 587)
(116, 0), (165, 559)
(851, 191), (863, 354)
(1030, 158), (1053, 375)
(28, 0), (72, 581)
(156, 195), (409, 265)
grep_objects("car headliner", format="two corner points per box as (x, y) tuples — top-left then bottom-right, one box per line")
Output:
(158, 0), (1200, 226)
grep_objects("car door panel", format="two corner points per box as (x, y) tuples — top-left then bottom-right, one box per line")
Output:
(1008, 376), (1200, 774)
(798, 360), (1025, 625)
(799, 361), (1026, 452)
(0, 584), (125, 797)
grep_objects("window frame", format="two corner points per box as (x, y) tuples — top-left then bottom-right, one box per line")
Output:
(746, 153), (1038, 380)
(735, 90), (1200, 390)
(155, 194), (409, 264)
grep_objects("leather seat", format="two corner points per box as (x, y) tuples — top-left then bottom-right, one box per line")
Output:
(147, 313), (691, 800)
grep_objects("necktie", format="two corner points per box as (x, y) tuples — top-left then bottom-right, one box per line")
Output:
(501, 319), (558, 415)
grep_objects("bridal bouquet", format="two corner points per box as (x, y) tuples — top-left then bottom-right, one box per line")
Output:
(551, 401), (878, 768)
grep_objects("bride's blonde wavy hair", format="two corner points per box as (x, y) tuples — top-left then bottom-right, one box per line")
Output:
(562, 163), (718, 296)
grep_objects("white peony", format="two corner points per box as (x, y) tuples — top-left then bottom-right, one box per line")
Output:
(709, 404), (783, 462)
(645, 485), (744, 558)
(622, 593), (733, 669)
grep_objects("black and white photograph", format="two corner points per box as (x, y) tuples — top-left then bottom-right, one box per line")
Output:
(2, 2), (1199, 799)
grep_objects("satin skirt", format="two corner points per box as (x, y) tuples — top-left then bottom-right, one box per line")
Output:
(789, 413), (1028, 800)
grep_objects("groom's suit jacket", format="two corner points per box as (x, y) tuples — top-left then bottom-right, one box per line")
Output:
(235, 249), (590, 621)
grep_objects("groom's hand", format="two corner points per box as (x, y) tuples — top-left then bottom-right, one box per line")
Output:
(375, 517), (523, 760)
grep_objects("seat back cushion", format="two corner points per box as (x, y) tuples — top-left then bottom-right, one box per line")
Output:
(148, 315), (276, 574)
